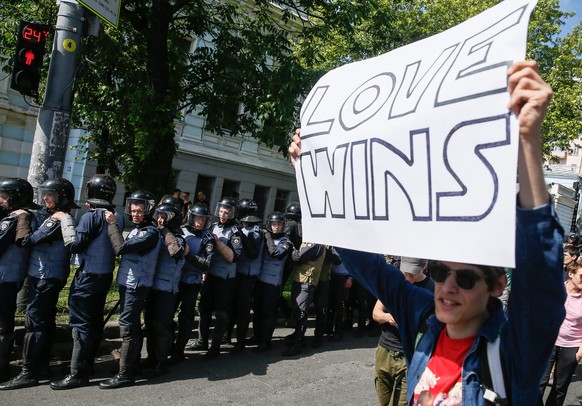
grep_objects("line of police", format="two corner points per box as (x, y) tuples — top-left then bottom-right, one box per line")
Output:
(0, 175), (354, 391)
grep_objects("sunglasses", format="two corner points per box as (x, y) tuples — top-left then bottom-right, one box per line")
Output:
(429, 263), (485, 291)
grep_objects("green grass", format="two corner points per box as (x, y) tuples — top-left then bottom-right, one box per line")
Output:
(16, 265), (293, 326)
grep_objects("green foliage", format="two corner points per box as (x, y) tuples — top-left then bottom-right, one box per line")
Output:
(0, 0), (580, 195)
(294, 0), (582, 161)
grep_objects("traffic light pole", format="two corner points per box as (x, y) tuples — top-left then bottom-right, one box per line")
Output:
(27, 0), (85, 191)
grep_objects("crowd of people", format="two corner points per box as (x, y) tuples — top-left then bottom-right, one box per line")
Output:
(0, 60), (579, 405)
(0, 177), (380, 392)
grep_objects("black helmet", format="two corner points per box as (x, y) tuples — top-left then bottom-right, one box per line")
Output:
(237, 198), (261, 223)
(86, 174), (116, 208)
(124, 191), (156, 219)
(154, 200), (183, 229)
(188, 202), (211, 229)
(285, 201), (301, 222)
(39, 178), (80, 211)
(0, 178), (40, 210)
(267, 211), (286, 233)
(159, 195), (184, 211)
(214, 196), (238, 220)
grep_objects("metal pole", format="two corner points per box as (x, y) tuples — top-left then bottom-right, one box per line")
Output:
(27, 0), (85, 192)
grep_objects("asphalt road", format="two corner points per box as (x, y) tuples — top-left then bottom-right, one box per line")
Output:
(2, 324), (582, 406)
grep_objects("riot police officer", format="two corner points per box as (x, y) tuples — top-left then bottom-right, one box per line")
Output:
(50, 174), (124, 390)
(0, 179), (39, 384)
(171, 203), (215, 362)
(282, 241), (327, 357)
(99, 191), (162, 389)
(143, 197), (186, 377)
(253, 212), (292, 352)
(230, 199), (263, 354)
(1, 178), (79, 390)
(191, 197), (243, 360)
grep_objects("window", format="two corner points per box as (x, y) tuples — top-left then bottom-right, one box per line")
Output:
(274, 189), (289, 213)
(253, 185), (270, 221)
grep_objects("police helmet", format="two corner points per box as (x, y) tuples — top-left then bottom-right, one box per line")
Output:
(86, 174), (116, 209)
(237, 198), (262, 223)
(0, 178), (40, 210)
(159, 195), (185, 212)
(214, 196), (238, 220)
(154, 200), (183, 229)
(124, 191), (156, 219)
(267, 211), (286, 233)
(188, 202), (211, 229)
(39, 178), (80, 211)
(285, 201), (301, 222)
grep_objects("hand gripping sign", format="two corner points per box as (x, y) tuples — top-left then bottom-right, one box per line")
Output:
(296, 0), (539, 268)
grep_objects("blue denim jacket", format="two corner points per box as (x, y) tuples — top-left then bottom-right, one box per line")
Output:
(338, 203), (565, 405)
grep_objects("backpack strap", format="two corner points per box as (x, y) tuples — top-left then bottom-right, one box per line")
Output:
(480, 336), (508, 405)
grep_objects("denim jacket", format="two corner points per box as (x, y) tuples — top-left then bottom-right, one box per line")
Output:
(337, 203), (565, 405)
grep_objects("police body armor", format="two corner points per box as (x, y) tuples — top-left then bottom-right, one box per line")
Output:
(291, 243), (326, 286)
(208, 223), (238, 279)
(152, 234), (186, 294)
(236, 224), (263, 277)
(116, 226), (162, 289)
(180, 227), (213, 285)
(27, 217), (71, 281)
(0, 214), (31, 283)
(259, 235), (291, 286)
(75, 209), (124, 275)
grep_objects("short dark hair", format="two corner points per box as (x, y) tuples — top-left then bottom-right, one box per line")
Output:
(564, 244), (580, 258)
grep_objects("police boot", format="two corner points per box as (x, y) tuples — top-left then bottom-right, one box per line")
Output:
(0, 366), (38, 390)
(99, 328), (135, 389)
(329, 305), (346, 342)
(282, 312), (306, 357)
(203, 344), (221, 361)
(0, 333), (14, 384)
(312, 307), (327, 348)
(187, 338), (208, 351)
(50, 330), (90, 390)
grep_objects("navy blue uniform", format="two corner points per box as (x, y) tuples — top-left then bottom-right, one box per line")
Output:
(0, 210), (33, 382)
(173, 225), (214, 358)
(63, 209), (124, 377)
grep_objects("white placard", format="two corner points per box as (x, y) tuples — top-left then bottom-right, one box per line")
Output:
(296, 0), (539, 268)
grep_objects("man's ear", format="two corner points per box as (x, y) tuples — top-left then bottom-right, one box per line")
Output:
(492, 273), (508, 297)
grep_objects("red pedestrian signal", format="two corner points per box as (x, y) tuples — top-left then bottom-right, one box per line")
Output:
(10, 21), (50, 98)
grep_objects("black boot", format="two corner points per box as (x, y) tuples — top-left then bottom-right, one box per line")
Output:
(50, 372), (89, 390)
(0, 366), (38, 390)
(50, 329), (90, 390)
(186, 338), (208, 351)
(99, 372), (135, 389)
(0, 333), (14, 384)
(99, 327), (136, 390)
(203, 345), (220, 361)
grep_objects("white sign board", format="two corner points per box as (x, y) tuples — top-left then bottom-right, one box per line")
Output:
(296, 0), (539, 268)
(78, 0), (121, 28)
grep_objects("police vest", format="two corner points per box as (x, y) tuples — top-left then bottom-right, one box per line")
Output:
(259, 235), (289, 286)
(236, 225), (263, 277)
(75, 209), (123, 275)
(27, 218), (70, 281)
(153, 237), (186, 294)
(0, 215), (30, 283)
(180, 228), (212, 285)
(117, 226), (162, 289)
(291, 245), (326, 286)
(0, 244), (30, 283)
(208, 223), (238, 279)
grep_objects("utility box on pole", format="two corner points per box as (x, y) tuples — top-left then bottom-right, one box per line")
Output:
(27, 0), (85, 192)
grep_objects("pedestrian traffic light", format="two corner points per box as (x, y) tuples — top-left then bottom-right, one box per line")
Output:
(10, 21), (50, 98)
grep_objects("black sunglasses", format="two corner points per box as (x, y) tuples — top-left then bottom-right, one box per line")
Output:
(429, 263), (485, 291)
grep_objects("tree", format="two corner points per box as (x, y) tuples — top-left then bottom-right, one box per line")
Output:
(293, 0), (581, 160)
(1, 0), (580, 197)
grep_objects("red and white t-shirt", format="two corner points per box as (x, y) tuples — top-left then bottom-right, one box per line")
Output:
(413, 329), (475, 405)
